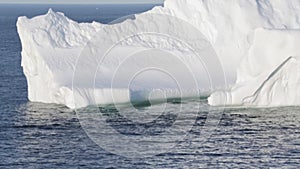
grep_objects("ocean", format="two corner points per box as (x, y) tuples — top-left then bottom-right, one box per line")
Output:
(0, 4), (299, 168)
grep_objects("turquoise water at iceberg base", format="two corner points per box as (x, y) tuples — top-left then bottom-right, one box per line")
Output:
(0, 4), (299, 168)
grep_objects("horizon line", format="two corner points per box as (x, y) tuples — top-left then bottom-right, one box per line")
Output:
(0, 2), (163, 5)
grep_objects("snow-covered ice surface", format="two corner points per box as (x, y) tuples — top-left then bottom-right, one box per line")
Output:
(17, 0), (300, 108)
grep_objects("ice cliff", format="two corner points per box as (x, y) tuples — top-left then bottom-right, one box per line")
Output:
(209, 29), (300, 107)
(17, 0), (300, 108)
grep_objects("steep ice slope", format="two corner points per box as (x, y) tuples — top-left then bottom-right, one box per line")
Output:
(17, 0), (300, 108)
(209, 29), (300, 107)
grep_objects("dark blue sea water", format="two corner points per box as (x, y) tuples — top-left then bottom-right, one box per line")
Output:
(0, 4), (299, 168)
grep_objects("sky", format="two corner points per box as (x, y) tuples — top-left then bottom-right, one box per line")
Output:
(0, 0), (164, 4)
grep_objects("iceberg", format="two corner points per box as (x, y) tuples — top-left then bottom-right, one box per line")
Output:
(17, 0), (300, 108)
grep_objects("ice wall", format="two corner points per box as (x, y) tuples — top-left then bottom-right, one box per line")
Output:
(17, 9), (103, 108)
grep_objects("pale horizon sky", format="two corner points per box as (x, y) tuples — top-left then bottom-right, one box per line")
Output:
(0, 0), (164, 4)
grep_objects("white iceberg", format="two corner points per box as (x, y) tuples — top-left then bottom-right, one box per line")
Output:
(17, 0), (300, 108)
